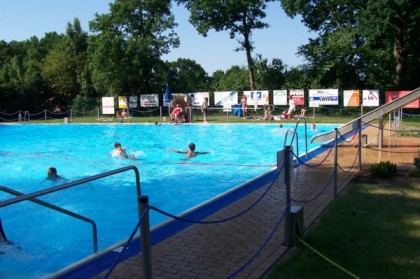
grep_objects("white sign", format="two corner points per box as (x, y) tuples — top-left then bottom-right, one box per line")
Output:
(273, 90), (288, 105)
(102, 97), (115, 114)
(243, 90), (269, 107)
(188, 92), (210, 107)
(343, 90), (360, 107)
(140, 94), (159, 107)
(309, 89), (339, 106)
(214, 91), (238, 108)
(362, 90), (380, 107)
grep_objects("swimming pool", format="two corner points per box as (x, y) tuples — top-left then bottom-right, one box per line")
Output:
(0, 123), (336, 278)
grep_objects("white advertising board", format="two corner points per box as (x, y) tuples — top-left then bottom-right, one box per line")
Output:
(343, 90), (360, 107)
(214, 91), (238, 111)
(273, 90), (288, 105)
(188, 92), (210, 107)
(102, 97), (115, 114)
(140, 94), (159, 107)
(309, 89), (339, 106)
(362, 90), (380, 107)
(243, 90), (269, 110)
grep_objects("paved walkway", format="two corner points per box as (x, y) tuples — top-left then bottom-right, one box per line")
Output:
(96, 126), (420, 279)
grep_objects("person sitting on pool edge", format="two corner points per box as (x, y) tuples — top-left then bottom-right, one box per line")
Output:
(170, 104), (183, 123)
(111, 142), (135, 159)
(167, 143), (210, 159)
(46, 167), (64, 181)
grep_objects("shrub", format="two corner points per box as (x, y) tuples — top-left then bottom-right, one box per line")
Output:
(370, 161), (397, 178)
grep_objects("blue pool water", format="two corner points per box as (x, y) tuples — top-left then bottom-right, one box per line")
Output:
(0, 123), (336, 278)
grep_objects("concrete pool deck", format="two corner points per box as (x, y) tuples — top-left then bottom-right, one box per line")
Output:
(94, 126), (420, 279)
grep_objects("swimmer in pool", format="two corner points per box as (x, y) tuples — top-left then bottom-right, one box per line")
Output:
(167, 143), (210, 159)
(111, 142), (135, 159)
(46, 167), (64, 181)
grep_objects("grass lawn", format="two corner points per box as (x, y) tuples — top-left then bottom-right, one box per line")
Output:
(266, 170), (420, 279)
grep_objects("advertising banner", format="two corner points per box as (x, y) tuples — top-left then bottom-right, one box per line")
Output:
(343, 90), (360, 107)
(309, 89), (338, 107)
(102, 97), (115, 114)
(188, 92), (210, 107)
(385, 90), (419, 109)
(243, 90), (269, 110)
(129, 96), (138, 108)
(118, 96), (128, 109)
(214, 91), (238, 110)
(140, 94), (159, 107)
(308, 89), (339, 106)
(273, 90), (288, 105)
(289, 89), (305, 106)
(362, 90), (380, 107)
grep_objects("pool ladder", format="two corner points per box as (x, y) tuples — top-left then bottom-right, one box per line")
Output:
(283, 118), (309, 158)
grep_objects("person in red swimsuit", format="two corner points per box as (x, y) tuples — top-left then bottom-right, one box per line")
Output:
(170, 104), (183, 123)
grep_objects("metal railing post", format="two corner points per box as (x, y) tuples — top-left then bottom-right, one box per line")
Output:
(284, 145), (293, 247)
(358, 119), (362, 171)
(304, 118), (308, 157)
(139, 196), (153, 279)
(379, 116), (384, 148)
(334, 128), (338, 197)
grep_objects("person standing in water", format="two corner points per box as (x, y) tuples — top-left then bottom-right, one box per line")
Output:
(111, 142), (135, 159)
(167, 143), (210, 159)
(201, 97), (209, 122)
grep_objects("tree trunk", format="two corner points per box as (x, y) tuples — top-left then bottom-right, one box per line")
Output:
(244, 33), (256, 90)
(393, 22), (405, 88)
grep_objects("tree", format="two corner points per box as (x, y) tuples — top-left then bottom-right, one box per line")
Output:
(280, 0), (420, 89)
(88, 0), (180, 96)
(358, 0), (420, 89)
(177, 0), (274, 90)
(0, 38), (49, 111)
(210, 65), (249, 91)
(41, 19), (89, 104)
(253, 54), (286, 90)
(165, 58), (209, 92)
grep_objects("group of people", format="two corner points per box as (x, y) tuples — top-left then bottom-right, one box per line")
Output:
(112, 141), (209, 160)
(116, 109), (127, 123)
(239, 94), (300, 120)
(48, 141), (209, 181)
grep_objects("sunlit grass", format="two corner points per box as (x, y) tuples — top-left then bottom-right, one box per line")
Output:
(266, 175), (420, 279)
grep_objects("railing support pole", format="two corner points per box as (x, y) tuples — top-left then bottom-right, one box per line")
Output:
(139, 196), (153, 279)
(358, 119), (362, 171)
(334, 128), (338, 197)
(284, 145), (293, 247)
(379, 116), (384, 148)
(45, 109), (47, 123)
(304, 118), (308, 157)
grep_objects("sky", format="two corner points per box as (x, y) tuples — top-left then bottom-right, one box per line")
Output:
(0, 0), (315, 75)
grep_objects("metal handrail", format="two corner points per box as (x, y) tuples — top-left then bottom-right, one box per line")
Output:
(284, 118), (311, 157)
(0, 186), (98, 252)
(284, 129), (299, 157)
(0, 166), (141, 253)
